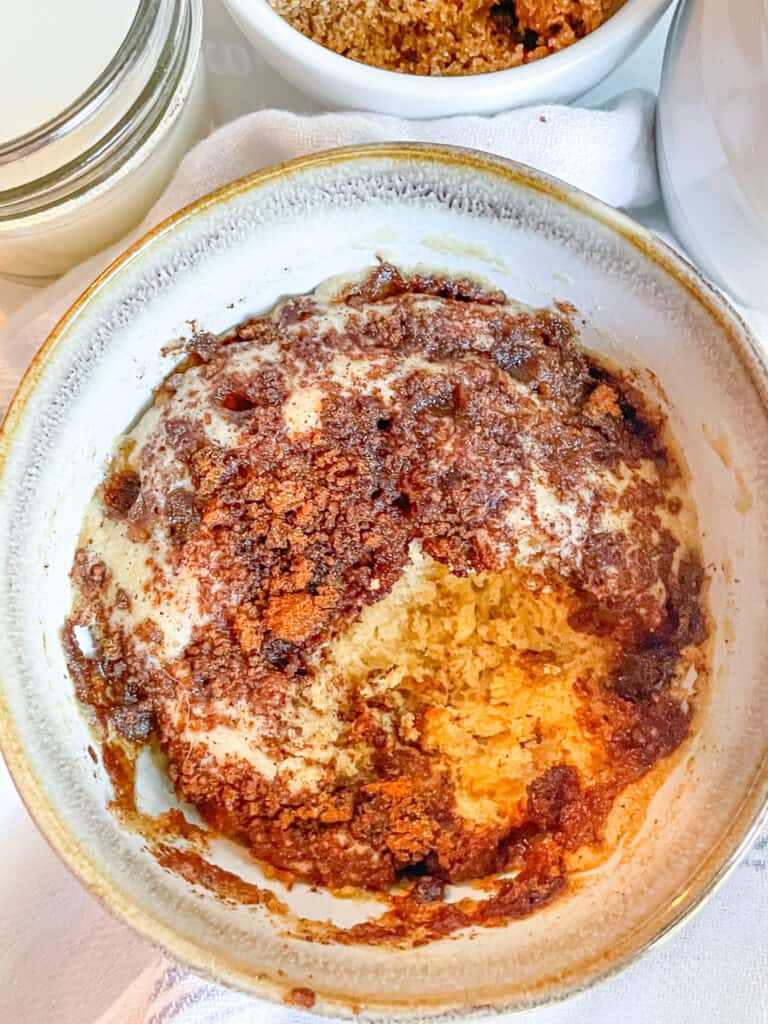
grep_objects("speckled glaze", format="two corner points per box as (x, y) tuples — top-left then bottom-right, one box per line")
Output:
(1, 145), (768, 1019)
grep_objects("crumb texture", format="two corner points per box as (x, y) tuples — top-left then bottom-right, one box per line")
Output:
(65, 265), (707, 934)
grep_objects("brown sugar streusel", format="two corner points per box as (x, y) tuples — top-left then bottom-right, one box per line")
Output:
(64, 264), (708, 940)
(266, 0), (616, 76)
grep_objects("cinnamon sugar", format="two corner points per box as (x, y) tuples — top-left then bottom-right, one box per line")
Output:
(65, 266), (707, 916)
(267, 0), (614, 76)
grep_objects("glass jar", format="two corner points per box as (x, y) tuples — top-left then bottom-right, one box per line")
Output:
(0, 0), (209, 280)
(657, 0), (768, 309)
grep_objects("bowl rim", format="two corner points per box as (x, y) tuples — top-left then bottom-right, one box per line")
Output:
(224, 0), (674, 97)
(1, 142), (768, 1019)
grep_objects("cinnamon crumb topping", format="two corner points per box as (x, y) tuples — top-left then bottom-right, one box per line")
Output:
(64, 265), (708, 942)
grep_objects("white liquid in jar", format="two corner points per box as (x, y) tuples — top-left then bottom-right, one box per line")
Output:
(0, 0), (208, 279)
(0, 0), (139, 145)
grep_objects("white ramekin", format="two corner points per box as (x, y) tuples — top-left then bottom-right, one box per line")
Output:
(222, 0), (675, 117)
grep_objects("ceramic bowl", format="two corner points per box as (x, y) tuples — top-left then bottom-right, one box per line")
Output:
(1, 145), (768, 1018)
(222, 0), (675, 117)
(657, 0), (768, 310)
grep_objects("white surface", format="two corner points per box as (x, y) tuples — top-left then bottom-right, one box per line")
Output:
(0, 0), (139, 144)
(657, 0), (768, 308)
(1, 3), (766, 1023)
(221, 0), (673, 117)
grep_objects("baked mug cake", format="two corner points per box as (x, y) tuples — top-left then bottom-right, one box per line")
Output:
(65, 264), (708, 944)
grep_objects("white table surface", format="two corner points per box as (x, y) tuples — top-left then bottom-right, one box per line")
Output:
(4, 5), (730, 1024)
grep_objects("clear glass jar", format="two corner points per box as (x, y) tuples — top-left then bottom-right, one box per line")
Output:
(657, 0), (768, 308)
(0, 0), (209, 280)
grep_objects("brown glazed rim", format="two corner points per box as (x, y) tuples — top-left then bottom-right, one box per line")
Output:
(1, 143), (767, 1019)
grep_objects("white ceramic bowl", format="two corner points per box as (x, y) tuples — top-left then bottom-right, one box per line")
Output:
(1, 145), (768, 1018)
(222, 0), (675, 116)
(657, 0), (768, 310)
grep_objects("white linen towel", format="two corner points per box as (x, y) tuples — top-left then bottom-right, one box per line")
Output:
(1, 95), (766, 1024)
(0, 91), (657, 346)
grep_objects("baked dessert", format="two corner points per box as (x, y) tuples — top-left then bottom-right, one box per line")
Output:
(65, 265), (708, 937)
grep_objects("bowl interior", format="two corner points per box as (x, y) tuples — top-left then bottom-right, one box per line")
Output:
(1, 146), (767, 1019)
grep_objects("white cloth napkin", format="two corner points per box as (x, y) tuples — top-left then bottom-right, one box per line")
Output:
(0, 93), (657, 347)
(1, 96), (767, 1024)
